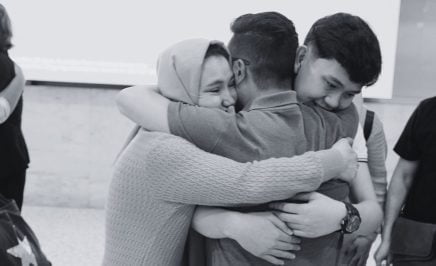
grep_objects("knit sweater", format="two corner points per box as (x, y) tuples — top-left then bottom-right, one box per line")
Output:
(103, 131), (342, 266)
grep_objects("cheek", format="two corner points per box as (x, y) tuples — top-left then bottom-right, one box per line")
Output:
(198, 95), (222, 108)
(299, 84), (326, 101)
(339, 97), (354, 109)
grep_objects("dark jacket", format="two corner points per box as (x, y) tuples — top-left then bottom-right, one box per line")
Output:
(0, 52), (29, 173)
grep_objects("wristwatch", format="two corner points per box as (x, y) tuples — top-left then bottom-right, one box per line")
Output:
(340, 202), (361, 234)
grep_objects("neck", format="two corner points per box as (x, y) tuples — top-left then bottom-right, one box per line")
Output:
(240, 84), (293, 111)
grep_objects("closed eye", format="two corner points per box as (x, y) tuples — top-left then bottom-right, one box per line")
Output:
(205, 86), (221, 93)
(325, 80), (338, 89)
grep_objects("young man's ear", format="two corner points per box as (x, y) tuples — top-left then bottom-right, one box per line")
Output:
(294, 45), (307, 74)
(232, 59), (246, 85)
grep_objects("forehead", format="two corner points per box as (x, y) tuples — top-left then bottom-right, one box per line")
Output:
(201, 56), (232, 84)
(308, 52), (362, 94)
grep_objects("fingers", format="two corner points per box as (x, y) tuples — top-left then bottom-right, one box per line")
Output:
(277, 232), (301, 243)
(276, 231), (300, 243)
(269, 214), (294, 235)
(292, 229), (310, 238)
(262, 255), (285, 265)
(284, 222), (306, 231)
(291, 192), (314, 202)
(270, 249), (296, 260)
(274, 241), (301, 251)
(274, 211), (301, 224)
(270, 202), (302, 214)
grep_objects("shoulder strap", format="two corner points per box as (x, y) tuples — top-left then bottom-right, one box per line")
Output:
(363, 110), (375, 141)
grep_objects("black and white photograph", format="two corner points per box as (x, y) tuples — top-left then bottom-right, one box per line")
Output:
(0, 0), (435, 265)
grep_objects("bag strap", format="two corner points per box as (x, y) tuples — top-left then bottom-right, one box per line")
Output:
(363, 110), (375, 141)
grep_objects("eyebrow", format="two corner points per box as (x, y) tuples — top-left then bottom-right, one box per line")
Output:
(206, 80), (224, 87)
(325, 75), (344, 88)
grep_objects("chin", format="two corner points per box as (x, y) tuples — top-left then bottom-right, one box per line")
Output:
(314, 102), (334, 111)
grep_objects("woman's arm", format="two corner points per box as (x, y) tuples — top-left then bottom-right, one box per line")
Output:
(0, 64), (25, 123)
(126, 134), (357, 206)
(116, 85), (170, 132)
(374, 158), (418, 266)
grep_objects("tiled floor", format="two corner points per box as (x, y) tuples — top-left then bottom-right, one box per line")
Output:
(22, 206), (104, 266)
(18, 84), (429, 266)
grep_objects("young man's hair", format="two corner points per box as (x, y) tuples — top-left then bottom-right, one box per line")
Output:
(205, 43), (230, 61)
(304, 12), (382, 87)
(0, 4), (13, 52)
(228, 12), (298, 89)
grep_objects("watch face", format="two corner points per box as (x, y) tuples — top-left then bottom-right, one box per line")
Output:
(346, 215), (361, 233)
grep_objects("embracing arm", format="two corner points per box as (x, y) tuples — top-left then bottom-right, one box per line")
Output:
(268, 164), (381, 239)
(0, 64), (25, 123)
(140, 135), (354, 206)
(349, 162), (383, 236)
(116, 85), (170, 132)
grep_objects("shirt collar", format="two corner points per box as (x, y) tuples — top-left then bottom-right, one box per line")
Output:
(248, 90), (298, 110)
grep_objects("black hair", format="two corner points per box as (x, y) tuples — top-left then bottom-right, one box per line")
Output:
(304, 12), (382, 86)
(0, 4), (12, 52)
(228, 12), (298, 89)
(205, 43), (230, 62)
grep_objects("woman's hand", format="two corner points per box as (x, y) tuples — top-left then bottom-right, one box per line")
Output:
(230, 212), (301, 265)
(374, 239), (392, 266)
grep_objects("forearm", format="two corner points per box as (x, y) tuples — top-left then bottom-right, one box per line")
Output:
(116, 85), (170, 132)
(192, 206), (239, 239)
(146, 135), (344, 206)
(381, 171), (413, 241)
(353, 200), (383, 236)
(349, 163), (382, 235)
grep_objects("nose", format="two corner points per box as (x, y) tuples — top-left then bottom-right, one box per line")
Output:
(324, 94), (341, 110)
(221, 88), (236, 108)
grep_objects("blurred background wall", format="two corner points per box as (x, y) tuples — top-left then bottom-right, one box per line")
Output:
(393, 0), (436, 100)
(3, 0), (400, 98)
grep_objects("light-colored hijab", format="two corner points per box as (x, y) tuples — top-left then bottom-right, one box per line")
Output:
(115, 39), (227, 163)
(157, 38), (226, 104)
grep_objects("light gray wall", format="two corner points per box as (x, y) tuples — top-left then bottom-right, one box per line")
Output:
(393, 0), (436, 100)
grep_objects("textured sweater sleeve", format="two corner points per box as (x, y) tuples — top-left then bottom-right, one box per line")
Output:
(144, 135), (341, 206)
